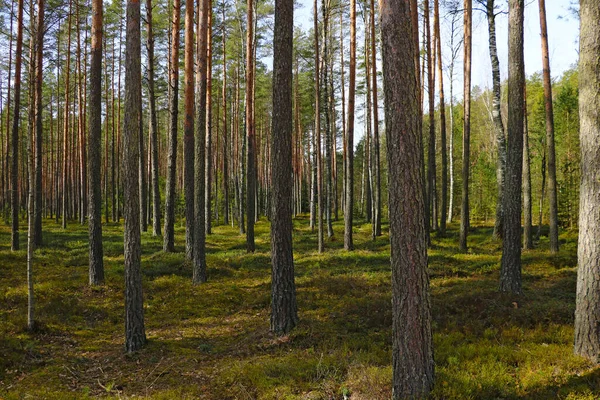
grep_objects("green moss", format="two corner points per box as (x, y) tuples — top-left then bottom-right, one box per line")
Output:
(0, 219), (598, 399)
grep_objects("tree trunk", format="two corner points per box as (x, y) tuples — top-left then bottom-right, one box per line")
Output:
(146, 0), (161, 237)
(370, 0), (381, 239)
(123, 0), (146, 353)
(499, 0), (525, 295)
(574, 0), (600, 362)
(323, 0), (333, 238)
(33, 0), (44, 246)
(270, 0), (298, 335)
(344, 0), (356, 251)
(459, 0), (472, 252)
(434, 0), (447, 235)
(193, 0), (209, 283)
(484, 0), (507, 240)
(11, 0), (24, 251)
(425, 0), (437, 234)
(538, 0), (559, 253)
(246, 0), (256, 252)
(88, 0), (105, 285)
(205, 3), (213, 235)
(381, 0), (435, 396)
(163, 0), (180, 252)
(184, 0), (195, 261)
(222, 5), (229, 226)
(314, 0), (324, 252)
(523, 87), (533, 249)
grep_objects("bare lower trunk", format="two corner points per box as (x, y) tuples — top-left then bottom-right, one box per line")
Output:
(381, 0), (435, 396)
(123, 0), (146, 353)
(270, 0), (298, 334)
(575, 0), (600, 362)
(163, 0), (180, 252)
(499, 0), (524, 295)
(459, 0), (472, 252)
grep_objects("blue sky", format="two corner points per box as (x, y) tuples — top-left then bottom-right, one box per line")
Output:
(293, 0), (579, 92)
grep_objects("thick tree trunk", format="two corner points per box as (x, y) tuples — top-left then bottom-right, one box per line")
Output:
(88, 0), (105, 285)
(11, 0), (24, 251)
(380, 0), (435, 396)
(184, 0), (195, 260)
(270, 0), (298, 335)
(575, 0), (600, 362)
(193, 0), (209, 283)
(344, 0), (356, 251)
(163, 0), (180, 252)
(123, 0), (146, 353)
(538, 0), (559, 253)
(499, 0), (525, 295)
(459, 0), (472, 252)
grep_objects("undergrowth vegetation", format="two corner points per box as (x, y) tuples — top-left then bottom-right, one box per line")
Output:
(1, 217), (599, 399)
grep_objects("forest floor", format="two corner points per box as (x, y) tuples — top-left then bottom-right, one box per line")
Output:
(0, 216), (599, 399)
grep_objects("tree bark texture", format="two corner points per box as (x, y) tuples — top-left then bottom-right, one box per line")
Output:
(344, 0), (356, 251)
(459, 0), (472, 252)
(193, 0), (209, 283)
(163, 0), (180, 252)
(538, 0), (559, 253)
(270, 0), (298, 335)
(499, 0), (525, 295)
(11, 0), (24, 251)
(123, 0), (146, 353)
(88, 0), (105, 285)
(575, 0), (600, 363)
(246, 0), (256, 252)
(380, 0), (435, 396)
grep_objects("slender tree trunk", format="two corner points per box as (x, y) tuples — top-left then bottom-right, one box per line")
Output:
(4, 1), (14, 218)
(270, 0), (298, 335)
(123, 0), (146, 353)
(314, 0), (324, 252)
(434, 0), (447, 235)
(459, 0), (472, 252)
(448, 54), (455, 223)
(193, 0), (209, 283)
(344, 0), (356, 251)
(139, 99), (147, 233)
(499, 0), (524, 295)
(163, 0), (180, 252)
(11, 0), (24, 251)
(222, 7), (229, 226)
(381, 0), (435, 396)
(146, 0), (161, 237)
(425, 0), (437, 234)
(339, 14), (346, 216)
(538, 0), (559, 253)
(88, 0), (105, 285)
(184, 0), (195, 260)
(33, 0), (45, 246)
(205, 3), (213, 235)
(323, 0), (333, 238)
(536, 148), (546, 240)
(370, 0), (381, 238)
(523, 87), (533, 249)
(484, 0), (507, 239)
(246, 0), (256, 252)
(574, 0), (600, 362)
